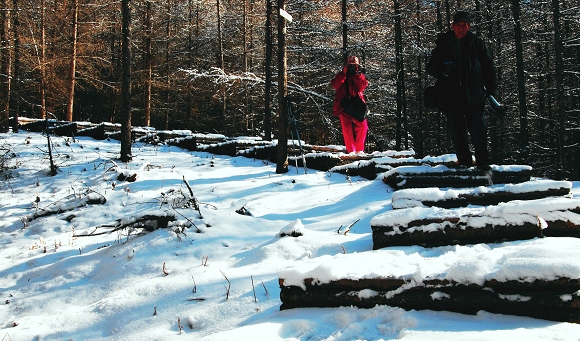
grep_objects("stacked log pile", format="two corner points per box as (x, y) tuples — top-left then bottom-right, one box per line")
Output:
(371, 180), (578, 249)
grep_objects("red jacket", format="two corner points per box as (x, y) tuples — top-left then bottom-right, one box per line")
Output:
(331, 70), (368, 117)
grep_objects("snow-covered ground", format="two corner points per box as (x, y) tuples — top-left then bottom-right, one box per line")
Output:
(1, 131), (579, 341)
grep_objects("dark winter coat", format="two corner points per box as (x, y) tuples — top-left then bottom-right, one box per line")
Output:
(331, 70), (368, 117)
(427, 30), (497, 107)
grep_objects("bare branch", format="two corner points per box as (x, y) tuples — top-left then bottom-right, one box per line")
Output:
(220, 270), (231, 300)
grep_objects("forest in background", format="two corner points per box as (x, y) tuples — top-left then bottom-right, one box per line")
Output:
(0, 0), (578, 179)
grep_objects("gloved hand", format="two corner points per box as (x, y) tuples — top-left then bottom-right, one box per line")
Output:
(486, 94), (506, 119)
(441, 61), (454, 78)
(494, 106), (506, 119)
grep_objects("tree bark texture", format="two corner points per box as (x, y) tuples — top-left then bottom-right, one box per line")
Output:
(120, 0), (132, 163)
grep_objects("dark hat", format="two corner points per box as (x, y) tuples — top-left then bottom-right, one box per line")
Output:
(453, 11), (470, 24)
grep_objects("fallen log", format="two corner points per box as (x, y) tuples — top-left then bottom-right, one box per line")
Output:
(278, 238), (580, 323)
(239, 144), (278, 163)
(296, 153), (342, 172)
(20, 119), (63, 133)
(371, 198), (580, 249)
(167, 136), (198, 151)
(329, 160), (377, 180)
(382, 165), (532, 189)
(77, 123), (112, 140)
(73, 210), (177, 237)
(27, 192), (107, 221)
(392, 180), (572, 209)
(51, 122), (79, 137)
(279, 276), (580, 323)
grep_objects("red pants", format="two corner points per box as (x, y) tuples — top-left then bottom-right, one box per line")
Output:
(339, 114), (368, 153)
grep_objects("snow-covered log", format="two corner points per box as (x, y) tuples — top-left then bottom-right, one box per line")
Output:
(279, 276), (580, 323)
(382, 165), (532, 189)
(371, 197), (580, 249)
(279, 238), (580, 323)
(392, 180), (572, 209)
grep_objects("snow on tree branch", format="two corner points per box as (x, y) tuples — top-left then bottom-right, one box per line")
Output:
(179, 67), (331, 102)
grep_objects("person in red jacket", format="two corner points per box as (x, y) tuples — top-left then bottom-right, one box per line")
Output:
(331, 55), (369, 154)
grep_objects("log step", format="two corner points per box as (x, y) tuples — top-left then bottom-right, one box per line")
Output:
(371, 197), (580, 249)
(280, 277), (580, 323)
(279, 238), (580, 323)
(382, 165), (532, 189)
(392, 180), (572, 209)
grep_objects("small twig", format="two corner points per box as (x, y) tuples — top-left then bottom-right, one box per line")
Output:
(178, 317), (183, 334)
(342, 218), (360, 235)
(341, 245), (346, 254)
(163, 262), (169, 276)
(220, 270), (231, 300)
(170, 209), (201, 233)
(251, 275), (257, 302)
(153, 305), (157, 316)
(202, 256), (209, 266)
(192, 276), (197, 293)
(182, 176), (202, 217)
(261, 281), (269, 296)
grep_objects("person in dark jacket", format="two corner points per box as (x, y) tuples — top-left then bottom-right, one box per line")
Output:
(331, 55), (369, 154)
(427, 11), (497, 170)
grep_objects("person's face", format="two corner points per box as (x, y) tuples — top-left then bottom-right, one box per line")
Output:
(452, 21), (470, 39)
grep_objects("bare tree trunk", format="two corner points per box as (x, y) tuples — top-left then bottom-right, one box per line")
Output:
(216, 0), (224, 70)
(164, 0), (171, 130)
(11, 0), (19, 132)
(186, 0), (193, 129)
(216, 0), (226, 134)
(243, 0), (248, 72)
(435, 0), (444, 153)
(444, 0), (451, 31)
(120, 0), (132, 162)
(276, 0), (288, 174)
(108, 23), (119, 124)
(415, 0), (424, 157)
(341, 0), (347, 62)
(263, 0), (272, 140)
(0, 0), (11, 132)
(39, 0), (46, 120)
(394, 0), (408, 150)
(143, 0), (152, 127)
(242, 0), (252, 132)
(511, 0), (529, 164)
(66, 0), (78, 122)
(552, 0), (565, 179)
